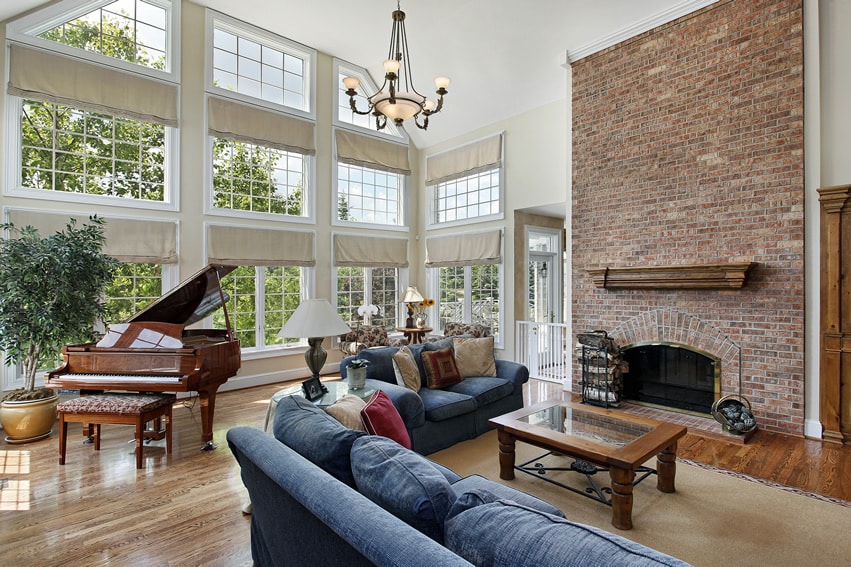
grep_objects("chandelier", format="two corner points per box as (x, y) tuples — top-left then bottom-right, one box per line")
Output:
(342, 2), (450, 131)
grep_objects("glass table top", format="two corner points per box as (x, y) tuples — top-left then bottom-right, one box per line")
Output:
(517, 404), (654, 448)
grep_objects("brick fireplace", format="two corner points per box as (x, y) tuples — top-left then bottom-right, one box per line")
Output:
(570, 0), (804, 435)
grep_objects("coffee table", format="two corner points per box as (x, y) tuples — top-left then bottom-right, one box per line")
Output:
(489, 400), (687, 530)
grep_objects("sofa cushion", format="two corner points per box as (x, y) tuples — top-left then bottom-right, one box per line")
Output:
(445, 491), (690, 567)
(453, 336), (497, 377)
(445, 377), (514, 408)
(449, 477), (564, 518)
(422, 347), (463, 389)
(351, 436), (456, 543)
(418, 388), (478, 422)
(361, 390), (412, 449)
(392, 346), (422, 392)
(273, 395), (366, 487)
(325, 394), (366, 431)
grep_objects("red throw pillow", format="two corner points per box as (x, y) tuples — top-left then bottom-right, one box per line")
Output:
(360, 390), (412, 449)
(421, 347), (463, 389)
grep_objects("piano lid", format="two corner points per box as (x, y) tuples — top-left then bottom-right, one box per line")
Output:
(128, 264), (236, 328)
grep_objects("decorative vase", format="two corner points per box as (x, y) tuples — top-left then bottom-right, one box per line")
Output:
(415, 314), (427, 329)
(0, 393), (59, 443)
(347, 366), (367, 390)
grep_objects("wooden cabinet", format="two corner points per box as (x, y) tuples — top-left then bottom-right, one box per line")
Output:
(818, 184), (851, 444)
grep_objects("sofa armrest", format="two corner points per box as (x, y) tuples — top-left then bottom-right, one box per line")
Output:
(495, 359), (530, 394)
(364, 378), (426, 429)
(228, 427), (472, 567)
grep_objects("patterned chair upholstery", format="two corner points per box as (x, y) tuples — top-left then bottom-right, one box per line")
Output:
(426, 322), (492, 342)
(340, 325), (409, 355)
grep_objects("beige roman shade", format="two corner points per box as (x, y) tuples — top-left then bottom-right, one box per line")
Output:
(425, 133), (503, 186)
(335, 129), (411, 175)
(425, 228), (502, 267)
(207, 225), (315, 267)
(5, 210), (177, 263)
(333, 234), (409, 268)
(7, 44), (178, 127)
(208, 96), (316, 155)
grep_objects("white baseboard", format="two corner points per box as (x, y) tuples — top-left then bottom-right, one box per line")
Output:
(803, 418), (823, 440)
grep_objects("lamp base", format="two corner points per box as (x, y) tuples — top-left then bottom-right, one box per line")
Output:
(305, 337), (327, 380)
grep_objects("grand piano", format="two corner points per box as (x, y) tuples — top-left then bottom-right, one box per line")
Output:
(47, 264), (241, 450)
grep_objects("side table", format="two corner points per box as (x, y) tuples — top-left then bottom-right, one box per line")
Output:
(396, 326), (433, 344)
(263, 380), (375, 432)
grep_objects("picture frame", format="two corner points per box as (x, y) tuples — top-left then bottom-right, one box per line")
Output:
(301, 376), (327, 401)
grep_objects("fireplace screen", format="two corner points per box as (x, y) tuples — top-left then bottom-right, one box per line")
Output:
(621, 343), (720, 414)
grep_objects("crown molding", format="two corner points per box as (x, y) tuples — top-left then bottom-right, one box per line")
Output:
(564, 0), (720, 65)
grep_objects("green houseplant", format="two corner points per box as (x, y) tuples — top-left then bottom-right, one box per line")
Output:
(346, 358), (369, 390)
(0, 216), (117, 442)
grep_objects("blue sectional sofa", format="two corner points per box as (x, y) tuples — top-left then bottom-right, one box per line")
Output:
(227, 395), (692, 567)
(340, 336), (528, 455)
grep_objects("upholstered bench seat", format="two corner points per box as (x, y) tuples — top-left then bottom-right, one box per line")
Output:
(57, 393), (175, 469)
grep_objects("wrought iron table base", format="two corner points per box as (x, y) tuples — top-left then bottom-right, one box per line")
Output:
(515, 451), (656, 506)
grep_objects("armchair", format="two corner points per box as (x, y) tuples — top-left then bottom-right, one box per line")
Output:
(340, 325), (408, 355)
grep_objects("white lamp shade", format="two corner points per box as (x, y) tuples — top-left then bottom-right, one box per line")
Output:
(278, 299), (351, 339)
(374, 92), (423, 121)
(401, 286), (424, 304)
(342, 76), (360, 90)
(434, 76), (451, 90)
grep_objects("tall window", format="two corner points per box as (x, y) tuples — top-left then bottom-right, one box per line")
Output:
(104, 263), (164, 323)
(211, 15), (313, 116)
(436, 264), (502, 342)
(37, 0), (169, 71)
(216, 266), (304, 350)
(212, 139), (305, 216)
(337, 163), (403, 226)
(21, 101), (166, 201)
(433, 168), (500, 224)
(336, 267), (398, 328)
(426, 134), (503, 228)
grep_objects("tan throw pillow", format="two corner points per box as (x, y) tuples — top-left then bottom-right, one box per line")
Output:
(454, 336), (497, 377)
(421, 347), (464, 389)
(325, 394), (367, 431)
(392, 346), (421, 392)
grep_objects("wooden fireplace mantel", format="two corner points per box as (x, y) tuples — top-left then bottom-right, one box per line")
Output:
(587, 262), (756, 289)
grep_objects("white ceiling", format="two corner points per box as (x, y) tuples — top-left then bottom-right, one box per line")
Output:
(3, 0), (710, 149)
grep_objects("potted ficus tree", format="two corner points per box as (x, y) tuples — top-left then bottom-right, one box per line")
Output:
(0, 216), (117, 443)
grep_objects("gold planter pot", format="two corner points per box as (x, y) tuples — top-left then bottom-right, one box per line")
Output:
(0, 394), (59, 443)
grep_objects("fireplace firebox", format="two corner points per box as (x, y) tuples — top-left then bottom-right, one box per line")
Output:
(621, 343), (720, 415)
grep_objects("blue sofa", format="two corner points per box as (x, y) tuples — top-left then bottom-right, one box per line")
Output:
(227, 396), (692, 567)
(340, 336), (528, 455)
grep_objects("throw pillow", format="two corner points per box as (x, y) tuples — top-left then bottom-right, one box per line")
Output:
(272, 395), (366, 487)
(392, 345), (421, 392)
(360, 389), (412, 449)
(324, 394), (366, 431)
(444, 495), (690, 567)
(421, 347), (463, 389)
(453, 336), (497, 377)
(351, 436), (456, 543)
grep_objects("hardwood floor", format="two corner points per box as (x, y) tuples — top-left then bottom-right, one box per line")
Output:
(1, 378), (849, 566)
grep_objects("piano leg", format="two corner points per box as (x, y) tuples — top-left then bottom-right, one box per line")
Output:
(197, 386), (220, 451)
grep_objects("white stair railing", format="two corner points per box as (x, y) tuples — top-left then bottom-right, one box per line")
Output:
(515, 321), (571, 384)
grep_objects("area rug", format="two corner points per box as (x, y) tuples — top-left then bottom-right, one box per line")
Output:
(429, 430), (850, 567)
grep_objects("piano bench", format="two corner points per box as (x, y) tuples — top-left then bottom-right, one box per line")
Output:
(57, 393), (175, 470)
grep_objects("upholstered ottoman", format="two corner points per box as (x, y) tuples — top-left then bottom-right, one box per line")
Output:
(57, 393), (175, 469)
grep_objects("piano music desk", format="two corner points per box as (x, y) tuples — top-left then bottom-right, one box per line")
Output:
(57, 393), (175, 469)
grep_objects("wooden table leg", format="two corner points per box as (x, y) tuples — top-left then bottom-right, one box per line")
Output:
(496, 429), (516, 480)
(609, 466), (635, 530)
(656, 441), (678, 493)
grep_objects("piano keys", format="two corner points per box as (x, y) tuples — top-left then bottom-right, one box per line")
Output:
(47, 264), (241, 450)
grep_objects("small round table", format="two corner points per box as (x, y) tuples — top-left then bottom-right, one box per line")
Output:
(396, 326), (432, 344)
(263, 381), (374, 432)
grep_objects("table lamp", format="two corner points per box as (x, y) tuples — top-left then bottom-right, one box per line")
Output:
(400, 285), (424, 328)
(278, 299), (351, 380)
